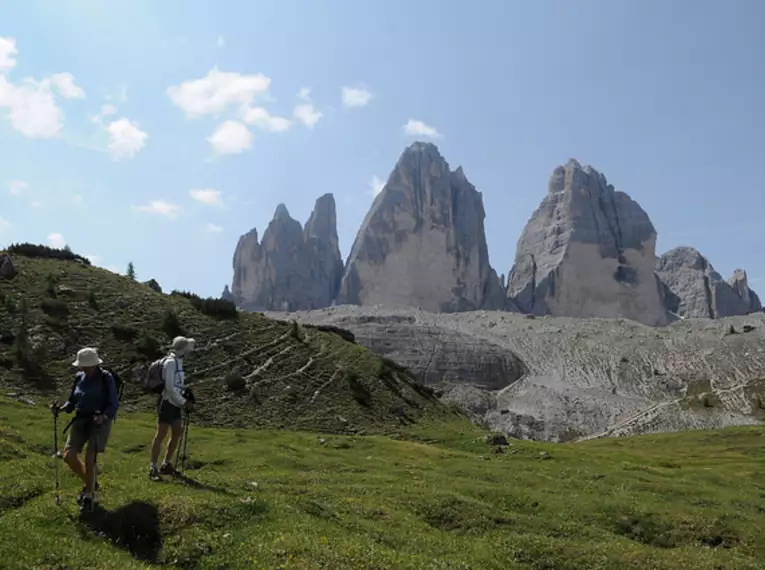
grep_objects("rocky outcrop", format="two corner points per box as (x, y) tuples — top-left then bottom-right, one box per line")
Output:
(0, 253), (16, 279)
(506, 159), (667, 327)
(221, 285), (234, 302)
(729, 269), (762, 313)
(337, 142), (505, 312)
(143, 279), (162, 293)
(656, 247), (757, 318)
(230, 195), (344, 311)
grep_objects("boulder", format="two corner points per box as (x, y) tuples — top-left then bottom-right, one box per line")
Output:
(0, 253), (16, 279)
(656, 247), (753, 318)
(506, 159), (667, 326)
(230, 194), (344, 311)
(337, 142), (505, 312)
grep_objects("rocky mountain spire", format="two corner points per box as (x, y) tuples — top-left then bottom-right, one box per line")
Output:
(230, 195), (344, 311)
(337, 141), (505, 312)
(506, 159), (667, 326)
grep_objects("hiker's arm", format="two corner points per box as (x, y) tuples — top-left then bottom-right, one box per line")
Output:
(103, 374), (118, 419)
(163, 358), (187, 407)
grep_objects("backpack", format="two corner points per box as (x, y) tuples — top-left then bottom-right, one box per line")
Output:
(67, 367), (122, 416)
(144, 357), (169, 394)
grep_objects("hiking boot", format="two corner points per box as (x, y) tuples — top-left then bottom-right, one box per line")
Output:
(148, 466), (161, 480)
(79, 495), (95, 514)
(159, 462), (177, 476)
(77, 482), (100, 504)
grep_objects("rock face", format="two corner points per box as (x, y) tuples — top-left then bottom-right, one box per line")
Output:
(729, 269), (762, 313)
(655, 247), (758, 318)
(143, 279), (162, 293)
(230, 195), (344, 311)
(506, 159), (667, 327)
(337, 142), (505, 312)
(221, 285), (234, 302)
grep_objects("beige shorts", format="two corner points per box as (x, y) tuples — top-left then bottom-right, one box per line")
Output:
(64, 417), (112, 454)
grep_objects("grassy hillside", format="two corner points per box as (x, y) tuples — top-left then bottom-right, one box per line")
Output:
(2, 398), (765, 569)
(0, 252), (454, 434)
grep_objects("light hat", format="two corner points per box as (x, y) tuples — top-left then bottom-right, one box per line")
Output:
(172, 336), (196, 356)
(72, 347), (103, 368)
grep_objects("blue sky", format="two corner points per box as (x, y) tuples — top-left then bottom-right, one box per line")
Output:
(2, 0), (764, 298)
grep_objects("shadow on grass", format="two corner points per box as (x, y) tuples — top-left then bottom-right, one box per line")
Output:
(151, 471), (236, 496)
(78, 500), (161, 562)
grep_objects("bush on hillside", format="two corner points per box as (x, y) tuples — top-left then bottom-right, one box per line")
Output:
(111, 322), (139, 341)
(40, 298), (69, 317)
(162, 310), (183, 338)
(170, 290), (238, 320)
(6, 242), (91, 265)
(135, 332), (162, 360)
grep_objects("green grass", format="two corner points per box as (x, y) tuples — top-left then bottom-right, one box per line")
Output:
(2, 399), (765, 569)
(0, 255), (454, 434)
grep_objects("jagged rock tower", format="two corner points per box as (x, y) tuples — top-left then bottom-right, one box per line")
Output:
(230, 194), (344, 311)
(337, 142), (505, 312)
(506, 159), (667, 326)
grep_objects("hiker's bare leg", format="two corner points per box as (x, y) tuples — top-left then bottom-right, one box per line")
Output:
(84, 445), (98, 494)
(151, 423), (169, 465)
(63, 447), (87, 484)
(162, 420), (183, 464)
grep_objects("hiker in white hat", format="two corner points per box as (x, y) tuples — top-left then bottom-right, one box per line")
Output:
(50, 347), (118, 512)
(149, 336), (196, 479)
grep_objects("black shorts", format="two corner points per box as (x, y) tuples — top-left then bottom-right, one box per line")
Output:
(157, 398), (183, 425)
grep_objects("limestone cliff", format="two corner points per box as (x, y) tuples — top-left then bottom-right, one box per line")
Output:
(655, 246), (755, 318)
(337, 142), (505, 312)
(230, 194), (344, 311)
(506, 159), (667, 326)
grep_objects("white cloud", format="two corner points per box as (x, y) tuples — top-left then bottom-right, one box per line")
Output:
(403, 119), (442, 138)
(106, 118), (148, 160)
(84, 253), (100, 265)
(217, 35), (225, 48)
(0, 218), (10, 232)
(46, 73), (85, 99)
(0, 37), (18, 71)
(105, 264), (121, 274)
(0, 37), (85, 139)
(190, 188), (223, 206)
(207, 223), (223, 233)
(369, 175), (384, 197)
(297, 87), (311, 100)
(8, 180), (28, 195)
(293, 88), (322, 128)
(342, 86), (373, 108)
(99, 104), (117, 117)
(133, 200), (181, 218)
(208, 120), (252, 154)
(242, 106), (292, 132)
(48, 232), (66, 249)
(167, 67), (271, 119)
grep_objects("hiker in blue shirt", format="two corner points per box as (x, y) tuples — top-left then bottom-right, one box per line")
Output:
(51, 347), (118, 512)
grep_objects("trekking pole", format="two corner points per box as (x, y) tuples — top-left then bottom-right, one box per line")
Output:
(174, 410), (190, 476)
(52, 406), (61, 505)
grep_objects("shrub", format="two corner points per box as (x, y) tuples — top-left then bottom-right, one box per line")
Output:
(7, 242), (91, 265)
(45, 272), (59, 298)
(135, 332), (162, 360)
(41, 298), (69, 317)
(171, 290), (238, 320)
(162, 310), (183, 338)
(224, 371), (246, 392)
(87, 289), (98, 309)
(344, 369), (372, 407)
(111, 323), (139, 341)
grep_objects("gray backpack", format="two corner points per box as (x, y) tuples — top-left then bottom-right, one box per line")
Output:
(143, 357), (168, 394)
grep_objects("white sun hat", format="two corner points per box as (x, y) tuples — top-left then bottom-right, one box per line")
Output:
(172, 336), (196, 356)
(72, 347), (103, 368)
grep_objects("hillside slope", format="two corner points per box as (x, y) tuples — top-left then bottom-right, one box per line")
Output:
(269, 305), (765, 441)
(2, 399), (765, 569)
(0, 253), (454, 434)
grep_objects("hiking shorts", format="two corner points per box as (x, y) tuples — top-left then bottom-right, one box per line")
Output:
(157, 398), (182, 425)
(65, 417), (112, 454)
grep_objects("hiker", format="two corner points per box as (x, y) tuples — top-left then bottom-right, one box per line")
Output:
(50, 347), (118, 512)
(149, 336), (195, 479)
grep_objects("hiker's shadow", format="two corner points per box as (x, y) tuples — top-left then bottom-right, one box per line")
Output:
(173, 473), (235, 496)
(77, 501), (161, 562)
